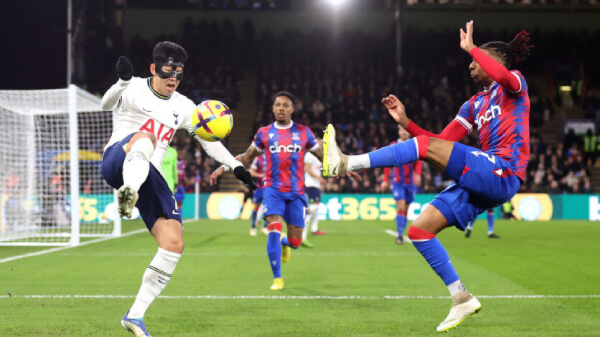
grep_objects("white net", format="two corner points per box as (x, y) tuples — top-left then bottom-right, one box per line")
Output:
(0, 86), (120, 246)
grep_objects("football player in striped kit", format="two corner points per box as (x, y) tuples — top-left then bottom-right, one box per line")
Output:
(210, 91), (359, 290)
(323, 21), (532, 332)
(381, 126), (422, 245)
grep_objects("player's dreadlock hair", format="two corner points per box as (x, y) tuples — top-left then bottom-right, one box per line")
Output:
(272, 91), (296, 105)
(152, 41), (188, 65)
(480, 31), (533, 69)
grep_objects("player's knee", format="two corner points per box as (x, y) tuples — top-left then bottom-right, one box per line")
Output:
(139, 132), (158, 145)
(129, 137), (155, 160)
(407, 226), (436, 241)
(288, 237), (302, 249)
(267, 222), (282, 232)
(160, 240), (184, 254)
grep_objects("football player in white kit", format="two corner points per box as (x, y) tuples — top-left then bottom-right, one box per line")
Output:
(302, 151), (327, 247)
(101, 41), (256, 337)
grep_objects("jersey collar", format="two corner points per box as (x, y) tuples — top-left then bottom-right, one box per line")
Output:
(274, 121), (294, 129)
(483, 81), (497, 93)
(147, 78), (172, 100)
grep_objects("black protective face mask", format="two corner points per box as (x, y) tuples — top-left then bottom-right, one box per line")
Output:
(155, 57), (184, 81)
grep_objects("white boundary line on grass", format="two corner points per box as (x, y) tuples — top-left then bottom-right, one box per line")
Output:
(0, 229), (146, 264)
(384, 229), (412, 244)
(1, 294), (599, 300)
(0, 220), (196, 264)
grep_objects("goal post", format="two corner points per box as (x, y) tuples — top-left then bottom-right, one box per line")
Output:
(0, 85), (121, 246)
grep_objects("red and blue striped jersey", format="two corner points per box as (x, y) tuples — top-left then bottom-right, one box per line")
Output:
(177, 159), (187, 185)
(250, 153), (267, 189)
(252, 122), (318, 193)
(456, 70), (530, 180)
(384, 140), (423, 185)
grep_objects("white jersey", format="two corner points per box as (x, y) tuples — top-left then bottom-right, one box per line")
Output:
(101, 77), (243, 175)
(304, 152), (322, 189)
(102, 77), (196, 174)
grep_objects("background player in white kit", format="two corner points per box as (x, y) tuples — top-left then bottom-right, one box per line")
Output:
(302, 151), (327, 247)
(100, 41), (255, 337)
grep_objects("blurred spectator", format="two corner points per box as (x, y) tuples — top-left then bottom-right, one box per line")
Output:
(583, 129), (598, 166)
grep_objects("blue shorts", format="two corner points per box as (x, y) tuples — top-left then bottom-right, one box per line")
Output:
(252, 187), (263, 204)
(392, 183), (415, 203)
(101, 133), (181, 231)
(305, 187), (321, 204)
(430, 143), (521, 230)
(262, 187), (308, 227)
(174, 186), (185, 204)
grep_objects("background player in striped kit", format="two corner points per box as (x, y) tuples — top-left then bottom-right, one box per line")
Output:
(322, 21), (532, 332)
(381, 126), (422, 245)
(211, 91), (359, 290)
(464, 208), (500, 238)
(249, 154), (268, 236)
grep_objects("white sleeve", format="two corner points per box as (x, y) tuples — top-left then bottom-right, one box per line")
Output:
(100, 79), (131, 111)
(197, 136), (243, 169)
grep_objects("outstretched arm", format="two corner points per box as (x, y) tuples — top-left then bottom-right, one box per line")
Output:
(100, 56), (134, 111)
(197, 137), (244, 170)
(460, 20), (521, 92)
(209, 143), (260, 186)
(201, 140), (258, 189)
(381, 94), (469, 142)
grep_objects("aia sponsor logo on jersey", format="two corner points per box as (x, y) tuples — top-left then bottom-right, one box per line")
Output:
(475, 104), (501, 130)
(268, 141), (303, 153)
(139, 118), (174, 144)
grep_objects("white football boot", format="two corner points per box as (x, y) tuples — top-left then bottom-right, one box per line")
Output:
(322, 124), (348, 178)
(436, 292), (482, 332)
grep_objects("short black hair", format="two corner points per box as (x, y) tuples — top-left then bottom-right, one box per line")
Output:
(272, 91), (296, 105)
(152, 41), (188, 65)
(480, 31), (533, 69)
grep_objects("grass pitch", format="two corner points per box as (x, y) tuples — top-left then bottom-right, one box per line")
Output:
(1, 218), (599, 336)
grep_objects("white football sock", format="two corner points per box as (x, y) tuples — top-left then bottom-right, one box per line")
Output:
(128, 248), (181, 319)
(347, 154), (371, 171)
(447, 280), (467, 297)
(255, 203), (265, 228)
(123, 137), (154, 192)
(309, 204), (320, 232)
(302, 218), (310, 240)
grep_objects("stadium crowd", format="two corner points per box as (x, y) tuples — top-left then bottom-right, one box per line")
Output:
(112, 19), (598, 195)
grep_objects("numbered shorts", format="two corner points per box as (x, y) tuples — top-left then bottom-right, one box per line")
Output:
(392, 183), (415, 203)
(430, 143), (521, 231)
(305, 187), (321, 204)
(262, 187), (308, 227)
(101, 133), (182, 231)
(252, 187), (263, 204)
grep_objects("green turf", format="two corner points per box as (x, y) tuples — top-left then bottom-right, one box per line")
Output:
(1, 219), (599, 336)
